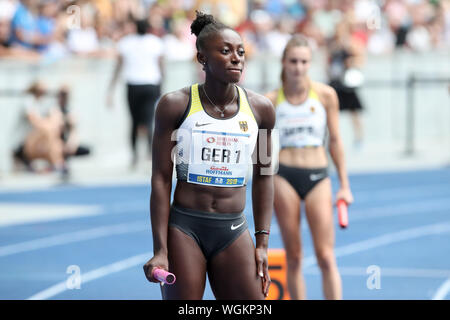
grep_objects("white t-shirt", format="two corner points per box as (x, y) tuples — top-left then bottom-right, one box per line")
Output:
(13, 96), (56, 148)
(117, 34), (164, 85)
(67, 28), (100, 53)
(163, 34), (195, 61)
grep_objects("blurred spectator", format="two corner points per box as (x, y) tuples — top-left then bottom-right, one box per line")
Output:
(405, 1), (434, 52)
(384, 0), (410, 47)
(327, 18), (366, 149)
(265, 14), (297, 57)
(107, 18), (164, 168)
(257, 0), (285, 19)
(0, 15), (40, 59)
(113, 0), (143, 24)
(35, 0), (58, 52)
(0, 0), (17, 21)
(192, 0), (248, 28)
(147, 2), (168, 37)
(13, 81), (67, 177)
(243, 9), (273, 54)
(313, 0), (342, 41)
(444, 0), (450, 45)
(0, 16), (13, 52)
(296, 4), (325, 49)
(66, 2), (102, 56)
(428, 2), (448, 49)
(366, 20), (396, 55)
(163, 18), (195, 61)
(286, 0), (307, 20)
(57, 85), (91, 163)
(0, 0), (448, 62)
(10, 0), (53, 50)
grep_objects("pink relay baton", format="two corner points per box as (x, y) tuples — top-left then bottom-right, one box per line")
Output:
(152, 268), (176, 285)
(337, 199), (349, 229)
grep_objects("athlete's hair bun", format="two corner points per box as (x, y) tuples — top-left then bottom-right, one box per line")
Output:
(190, 11), (216, 37)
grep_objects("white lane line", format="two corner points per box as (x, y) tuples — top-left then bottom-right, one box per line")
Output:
(304, 267), (450, 279)
(0, 221), (148, 257)
(432, 278), (450, 300)
(302, 221), (450, 268)
(28, 221), (450, 300)
(27, 252), (150, 300)
(0, 201), (149, 228)
(0, 203), (102, 227)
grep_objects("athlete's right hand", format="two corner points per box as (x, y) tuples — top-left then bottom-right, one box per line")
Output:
(143, 254), (169, 283)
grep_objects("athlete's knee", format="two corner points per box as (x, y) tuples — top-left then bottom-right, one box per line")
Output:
(286, 250), (303, 270)
(316, 249), (336, 272)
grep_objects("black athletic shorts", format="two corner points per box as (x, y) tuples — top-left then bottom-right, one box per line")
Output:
(277, 164), (329, 199)
(126, 83), (160, 126)
(168, 205), (248, 260)
(329, 80), (363, 112)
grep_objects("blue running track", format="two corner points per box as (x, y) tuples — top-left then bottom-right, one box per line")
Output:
(0, 168), (449, 300)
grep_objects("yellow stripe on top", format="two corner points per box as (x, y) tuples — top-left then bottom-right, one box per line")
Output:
(236, 86), (257, 123)
(187, 83), (256, 123)
(308, 88), (320, 102)
(186, 83), (203, 118)
(276, 86), (320, 106)
(276, 88), (285, 106)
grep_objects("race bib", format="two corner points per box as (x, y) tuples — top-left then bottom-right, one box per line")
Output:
(187, 130), (252, 187)
(277, 116), (315, 148)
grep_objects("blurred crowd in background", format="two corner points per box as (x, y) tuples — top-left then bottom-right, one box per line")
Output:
(2, 0), (449, 178)
(0, 0), (449, 62)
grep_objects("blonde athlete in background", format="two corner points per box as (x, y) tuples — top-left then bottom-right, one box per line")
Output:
(265, 35), (354, 300)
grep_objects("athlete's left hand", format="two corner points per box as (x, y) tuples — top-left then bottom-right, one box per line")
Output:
(336, 187), (354, 205)
(255, 247), (271, 298)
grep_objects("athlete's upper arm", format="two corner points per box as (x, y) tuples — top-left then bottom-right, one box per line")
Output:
(247, 91), (275, 172)
(152, 89), (189, 181)
(264, 90), (278, 109)
(319, 84), (340, 142)
(247, 90), (276, 130)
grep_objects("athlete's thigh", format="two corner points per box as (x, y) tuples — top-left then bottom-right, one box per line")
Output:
(207, 230), (264, 300)
(274, 175), (302, 255)
(24, 132), (50, 160)
(304, 178), (335, 253)
(162, 226), (207, 300)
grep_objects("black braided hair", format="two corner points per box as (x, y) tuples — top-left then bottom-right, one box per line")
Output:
(190, 11), (230, 51)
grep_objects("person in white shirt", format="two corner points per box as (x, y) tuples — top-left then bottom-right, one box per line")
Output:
(107, 18), (164, 167)
(13, 81), (66, 175)
(163, 18), (195, 62)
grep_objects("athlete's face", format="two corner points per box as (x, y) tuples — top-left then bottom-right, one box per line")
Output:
(282, 46), (311, 80)
(199, 29), (245, 83)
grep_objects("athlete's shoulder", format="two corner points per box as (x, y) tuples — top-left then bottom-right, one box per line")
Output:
(244, 88), (274, 109)
(311, 81), (337, 99)
(158, 86), (190, 107)
(310, 81), (338, 108)
(242, 87), (275, 129)
(155, 86), (191, 127)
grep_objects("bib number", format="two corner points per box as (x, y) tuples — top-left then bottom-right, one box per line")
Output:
(187, 130), (251, 187)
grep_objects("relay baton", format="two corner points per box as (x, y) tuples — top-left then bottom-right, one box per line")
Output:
(337, 199), (349, 229)
(152, 268), (176, 285)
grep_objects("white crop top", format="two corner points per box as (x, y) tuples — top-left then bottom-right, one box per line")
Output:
(175, 83), (258, 187)
(275, 87), (327, 149)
